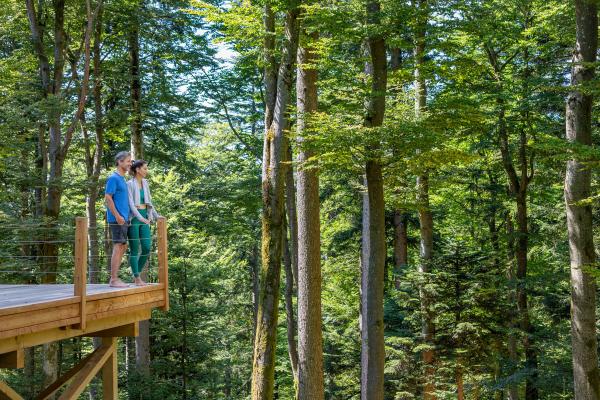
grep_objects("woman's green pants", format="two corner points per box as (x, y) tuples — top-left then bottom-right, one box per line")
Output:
(128, 209), (151, 278)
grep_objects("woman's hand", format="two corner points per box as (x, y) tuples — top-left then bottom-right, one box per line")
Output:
(140, 217), (150, 225)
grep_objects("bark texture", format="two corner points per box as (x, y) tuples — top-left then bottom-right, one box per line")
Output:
(296, 28), (324, 400)
(251, 2), (300, 397)
(360, 1), (387, 398)
(565, 1), (599, 399)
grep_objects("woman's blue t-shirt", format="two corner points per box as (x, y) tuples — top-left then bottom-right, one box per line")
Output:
(105, 172), (130, 223)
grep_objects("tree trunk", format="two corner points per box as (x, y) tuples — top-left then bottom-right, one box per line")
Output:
(413, 1), (435, 397)
(393, 211), (408, 289)
(506, 212), (519, 400)
(360, 1), (387, 398)
(390, 48), (408, 290)
(515, 193), (537, 400)
(565, 1), (600, 399)
(25, 347), (35, 398)
(283, 138), (299, 384)
(296, 27), (324, 400)
(125, 2), (151, 378)
(283, 212), (299, 383)
(456, 364), (464, 400)
(286, 143), (299, 285)
(86, 0), (104, 285)
(26, 0), (95, 393)
(250, 243), (260, 346)
(251, 2), (300, 397)
(129, 4), (143, 160)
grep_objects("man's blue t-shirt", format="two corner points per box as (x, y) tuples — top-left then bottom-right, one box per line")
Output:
(105, 172), (129, 223)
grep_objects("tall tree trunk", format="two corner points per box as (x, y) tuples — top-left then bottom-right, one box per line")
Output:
(516, 192), (537, 400)
(284, 138), (299, 384)
(82, 71), (103, 396)
(389, 49), (407, 290)
(393, 211), (408, 289)
(496, 91), (536, 400)
(86, 0), (104, 286)
(296, 27), (324, 400)
(251, 2), (300, 397)
(506, 212), (519, 400)
(126, 1), (151, 379)
(565, 1), (600, 399)
(360, 1), (387, 399)
(286, 144), (299, 284)
(26, 0), (95, 393)
(413, 1), (435, 397)
(283, 212), (299, 383)
(250, 243), (260, 346)
(129, 3), (143, 160)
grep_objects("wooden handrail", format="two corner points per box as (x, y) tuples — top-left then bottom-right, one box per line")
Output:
(157, 217), (169, 311)
(72, 216), (168, 320)
(74, 217), (88, 329)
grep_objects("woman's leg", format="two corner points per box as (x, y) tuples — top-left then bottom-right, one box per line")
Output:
(137, 223), (152, 278)
(128, 220), (142, 278)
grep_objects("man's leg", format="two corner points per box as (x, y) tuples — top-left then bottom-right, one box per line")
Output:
(110, 243), (127, 282)
(109, 224), (129, 287)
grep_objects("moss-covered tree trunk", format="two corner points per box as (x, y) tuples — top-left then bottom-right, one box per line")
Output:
(251, 1), (299, 397)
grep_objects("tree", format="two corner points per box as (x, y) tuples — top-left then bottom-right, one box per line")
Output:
(296, 22), (324, 399)
(25, 0), (96, 389)
(360, 0), (387, 398)
(251, 0), (300, 397)
(413, 0), (436, 397)
(564, 1), (599, 398)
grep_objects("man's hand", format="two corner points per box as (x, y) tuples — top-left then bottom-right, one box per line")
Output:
(116, 215), (126, 225)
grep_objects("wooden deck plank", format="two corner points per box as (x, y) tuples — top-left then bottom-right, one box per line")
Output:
(0, 282), (164, 356)
(0, 284), (164, 342)
(0, 284), (158, 310)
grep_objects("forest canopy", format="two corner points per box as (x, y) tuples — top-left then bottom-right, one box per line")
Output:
(0, 0), (599, 399)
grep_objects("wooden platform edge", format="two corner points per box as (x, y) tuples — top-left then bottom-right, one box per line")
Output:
(0, 308), (151, 355)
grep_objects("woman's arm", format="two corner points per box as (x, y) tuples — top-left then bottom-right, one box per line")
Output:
(143, 179), (161, 221)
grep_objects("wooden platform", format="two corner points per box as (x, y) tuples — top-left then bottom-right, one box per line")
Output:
(0, 217), (169, 399)
(0, 283), (167, 355)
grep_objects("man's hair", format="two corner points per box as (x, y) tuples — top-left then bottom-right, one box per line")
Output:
(114, 151), (131, 166)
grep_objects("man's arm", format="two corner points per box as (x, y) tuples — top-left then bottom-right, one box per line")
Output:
(105, 194), (125, 225)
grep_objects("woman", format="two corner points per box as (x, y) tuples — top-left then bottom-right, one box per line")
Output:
(127, 160), (160, 286)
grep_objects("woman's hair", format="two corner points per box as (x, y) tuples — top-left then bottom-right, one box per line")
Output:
(129, 159), (148, 177)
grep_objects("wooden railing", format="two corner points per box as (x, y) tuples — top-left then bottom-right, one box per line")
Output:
(72, 216), (170, 330)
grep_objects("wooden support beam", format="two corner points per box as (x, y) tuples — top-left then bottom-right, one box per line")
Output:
(102, 337), (118, 400)
(0, 381), (24, 400)
(73, 217), (88, 329)
(82, 322), (138, 337)
(35, 347), (98, 400)
(157, 217), (170, 311)
(0, 309), (151, 354)
(0, 350), (23, 369)
(57, 338), (115, 400)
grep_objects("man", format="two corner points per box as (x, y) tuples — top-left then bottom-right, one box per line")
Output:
(105, 151), (132, 288)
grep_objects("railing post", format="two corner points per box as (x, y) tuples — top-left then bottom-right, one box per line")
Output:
(157, 217), (169, 311)
(74, 217), (88, 329)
